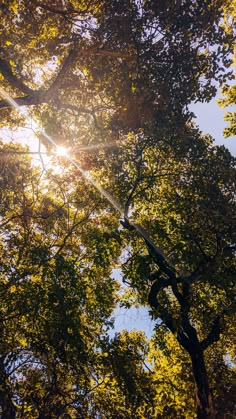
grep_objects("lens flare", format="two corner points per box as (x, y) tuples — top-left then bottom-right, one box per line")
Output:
(0, 87), (123, 216)
(55, 146), (68, 156)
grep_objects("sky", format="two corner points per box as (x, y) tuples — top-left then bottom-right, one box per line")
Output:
(191, 95), (236, 156)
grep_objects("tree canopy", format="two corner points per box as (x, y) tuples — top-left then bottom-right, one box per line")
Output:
(0, 1), (235, 418)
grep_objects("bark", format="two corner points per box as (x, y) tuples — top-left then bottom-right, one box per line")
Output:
(178, 301), (217, 418)
(0, 54), (35, 96)
(148, 275), (217, 418)
(0, 394), (16, 418)
(189, 346), (215, 419)
(0, 358), (16, 418)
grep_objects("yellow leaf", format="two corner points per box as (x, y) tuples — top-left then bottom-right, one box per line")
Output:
(31, 276), (40, 283)
(19, 337), (27, 347)
(9, 60), (16, 68)
(131, 83), (137, 93)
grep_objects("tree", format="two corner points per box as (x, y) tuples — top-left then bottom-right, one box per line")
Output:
(0, 143), (178, 418)
(0, 141), (123, 417)
(0, 143), (198, 417)
(0, 1), (235, 418)
(105, 128), (236, 418)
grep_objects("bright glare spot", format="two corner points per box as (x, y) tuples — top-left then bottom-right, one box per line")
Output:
(55, 146), (68, 156)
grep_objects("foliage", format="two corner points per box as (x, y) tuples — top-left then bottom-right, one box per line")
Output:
(0, 142), (121, 416)
(0, 1), (235, 418)
(217, 0), (236, 138)
(218, 83), (236, 137)
(150, 330), (196, 418)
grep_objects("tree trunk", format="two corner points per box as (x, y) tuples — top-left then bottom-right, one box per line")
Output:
(0, 380), (16, 418)
(0, 396), (16, 419)
(189, 347), (215, 419)
(0, 357), (16, 418)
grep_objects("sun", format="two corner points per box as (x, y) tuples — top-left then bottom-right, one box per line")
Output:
(55, 146), (68, 157)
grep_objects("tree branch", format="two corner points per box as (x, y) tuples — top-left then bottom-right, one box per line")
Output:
(33, 2), (79, 16)
(80, 48), (134, 59)
(121, 215), (177, 284)
(200, 305), (235, 351)
(200, 315), (223, 350)
(0, 55), (36, 96)
(0, 95), (42, 109)
(184, 256), (217, 285)
(148, 263), (199, 351)
(148, 277), (183, 339)
(0, 47), (134, 110)
(43, 49), (78, 99)
(148, 277), (172, 308)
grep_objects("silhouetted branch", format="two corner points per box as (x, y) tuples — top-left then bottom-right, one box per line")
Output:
(0, 47), (134, 110)
(201, 315), (223, 350)
(0, 51), (36, 96)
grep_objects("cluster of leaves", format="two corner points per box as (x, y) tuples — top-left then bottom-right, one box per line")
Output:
(218, 83), (236, 137)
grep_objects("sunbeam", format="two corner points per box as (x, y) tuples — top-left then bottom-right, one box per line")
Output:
(0, 87), (123, 216)
(74, 142), (116, 152)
